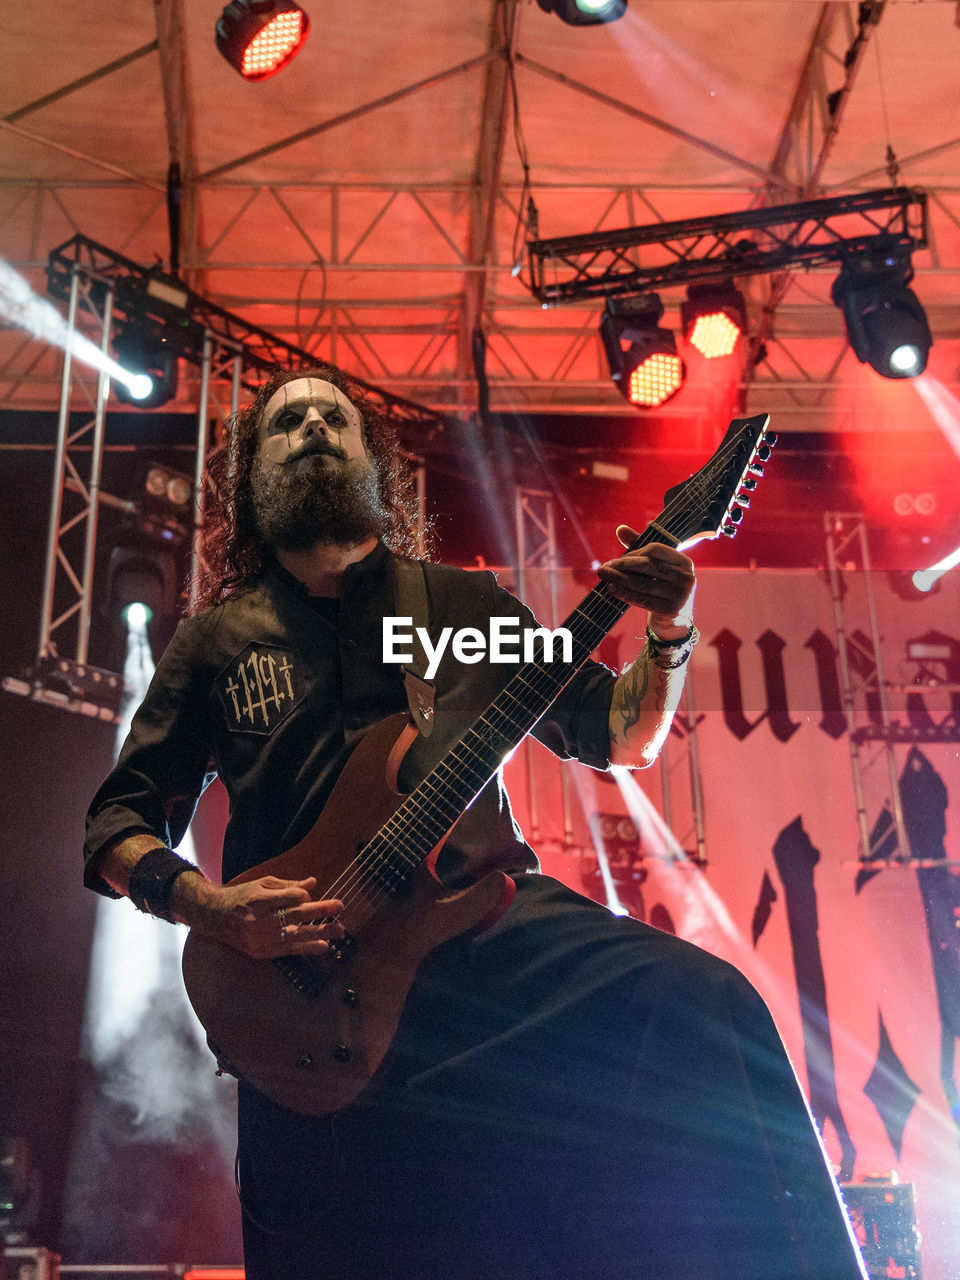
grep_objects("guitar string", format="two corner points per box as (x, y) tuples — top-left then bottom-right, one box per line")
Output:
(289, 427), (768, 945)
(306, 575), (626, 923)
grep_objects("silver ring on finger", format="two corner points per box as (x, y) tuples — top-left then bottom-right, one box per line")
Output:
(277, 906), (287, 941)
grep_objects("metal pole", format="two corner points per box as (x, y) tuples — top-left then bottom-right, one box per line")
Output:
(659, 744), (673, 842)
(76, 287), (114, 664)
(514, 488), (539, 839)
(856, 520), (914, 862)
(188, 332), (212, 613)
(230, 351), (242, 418)
(544, 497), (574, 845)
(824, 514), (874, 862)
(38, 268), (80, 660)
(683, 666), (707, 866)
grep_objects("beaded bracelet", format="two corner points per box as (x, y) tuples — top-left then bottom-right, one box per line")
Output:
(128, 847), (198, 923)
(649, 647), (694, 672)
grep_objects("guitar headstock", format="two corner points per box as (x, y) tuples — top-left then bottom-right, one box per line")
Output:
(656, 412), (775, 549)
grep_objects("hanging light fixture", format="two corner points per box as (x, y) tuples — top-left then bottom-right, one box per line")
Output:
(535, 0), (627, 26)
(681, 282), (746, 358)
(831, 246), (932, 379)
(600, 295), (686, 408)
(112, 323), (179, 409)
(215, 1), (310, 81)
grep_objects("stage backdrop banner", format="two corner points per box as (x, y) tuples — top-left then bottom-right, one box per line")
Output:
(503, 564), (960, 1280)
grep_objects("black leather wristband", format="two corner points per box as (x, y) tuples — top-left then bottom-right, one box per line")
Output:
(646, 622), (699, 650)
(128, 847), (197, 923)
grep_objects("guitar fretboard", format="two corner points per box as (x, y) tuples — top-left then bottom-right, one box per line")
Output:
(364, 574), (634, 880)
(355, 409), (771, 889)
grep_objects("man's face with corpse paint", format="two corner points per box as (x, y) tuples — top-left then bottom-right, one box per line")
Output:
(250, 376), (388, 550)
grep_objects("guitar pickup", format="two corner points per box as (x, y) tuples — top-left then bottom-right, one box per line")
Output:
(329, 931), (357, 963)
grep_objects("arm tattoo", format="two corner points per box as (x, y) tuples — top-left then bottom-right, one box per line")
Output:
(610, 649), (652, 738)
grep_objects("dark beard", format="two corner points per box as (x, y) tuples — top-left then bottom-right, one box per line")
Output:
(250, 453), (388, 551)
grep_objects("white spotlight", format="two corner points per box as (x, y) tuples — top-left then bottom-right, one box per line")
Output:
(0, 257), (167, 402)
(122, 602), (152, 628)
(912, 543), (960, 593)
(890, 344), (922, 376)
(126, 373), (155, 402)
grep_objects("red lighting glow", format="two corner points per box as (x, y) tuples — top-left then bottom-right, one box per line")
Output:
(687, 310), (742, 358)
(628, 353), (684, 407)
(183, 1271), (245, 1280)
(241, 10), (305, 79)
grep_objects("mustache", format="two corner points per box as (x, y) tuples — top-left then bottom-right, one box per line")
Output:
(283, 439), (348, 465)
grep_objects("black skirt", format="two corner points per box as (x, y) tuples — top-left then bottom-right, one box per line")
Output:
(236, 874), (865, 1280)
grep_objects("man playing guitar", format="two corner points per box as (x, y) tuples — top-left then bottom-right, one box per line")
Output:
(84, 367), (865, 1278)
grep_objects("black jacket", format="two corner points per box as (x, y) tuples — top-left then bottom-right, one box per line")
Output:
(84, 543), (617, 892)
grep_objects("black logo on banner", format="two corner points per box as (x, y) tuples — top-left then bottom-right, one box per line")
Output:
(216, 643), (303, 734)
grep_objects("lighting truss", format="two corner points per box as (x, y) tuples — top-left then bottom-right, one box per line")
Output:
(525, 187), (927, 306)
(47, 234), (453, 442)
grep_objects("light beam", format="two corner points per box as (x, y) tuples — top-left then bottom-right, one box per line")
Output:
(0, 257), (149, 399)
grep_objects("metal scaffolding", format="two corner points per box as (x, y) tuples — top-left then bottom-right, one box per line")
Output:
(825, 513), (910, 863)
(3, 241), (439, 721)
(5, 258), (260, 719)
(514, 485), (568, 847)
(525, 186), (928, 306)
(513, 484), (707, 868)
(824, 512), (960, 868)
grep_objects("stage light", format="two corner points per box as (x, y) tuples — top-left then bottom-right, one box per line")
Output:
(112, 323), (179, 409)
(144, 463), (194, 514)
(831, 248), (932, 380)
(122, 602), (153, 629)
(913, 542), (960, 593)
(681, 282), (746, 358)
(600, 294), (686, 408)
(216, 0), (310, 80)
(535, 0), (627, 25)
(105, 542), (177, 624)
(0, 1135), (41, 1241)
(887, 569), (939, 603)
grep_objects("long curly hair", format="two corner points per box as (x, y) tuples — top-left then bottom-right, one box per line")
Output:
(191, 365), (428, 613)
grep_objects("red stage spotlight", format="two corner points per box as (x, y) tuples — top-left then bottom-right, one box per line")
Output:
(624, 342), (685, 408)
(681, 283), (746, 358)
(216, 1), (310, 81)
(601, 294), (686, 408)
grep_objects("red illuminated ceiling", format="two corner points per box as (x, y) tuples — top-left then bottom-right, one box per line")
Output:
(0, 0), (958, 441)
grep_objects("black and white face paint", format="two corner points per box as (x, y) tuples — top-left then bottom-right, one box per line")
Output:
(251, 378), (387, 550)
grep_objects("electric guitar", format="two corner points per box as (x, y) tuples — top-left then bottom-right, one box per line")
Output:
(181, 412), (774, 1115)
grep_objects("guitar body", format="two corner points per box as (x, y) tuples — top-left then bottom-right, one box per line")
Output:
(181, 712), (515, 1116)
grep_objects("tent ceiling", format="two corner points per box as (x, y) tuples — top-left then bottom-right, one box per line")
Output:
(1, 0), (959, 434)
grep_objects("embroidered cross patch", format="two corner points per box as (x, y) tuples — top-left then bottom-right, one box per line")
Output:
(215, 643), (303, 735)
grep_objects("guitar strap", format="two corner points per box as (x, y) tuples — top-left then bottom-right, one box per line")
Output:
(392, 557), (436, 738)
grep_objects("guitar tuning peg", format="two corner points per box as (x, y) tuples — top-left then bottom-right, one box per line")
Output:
(754, 444), (772, 463)
(736, 493), (750, 509)
(748, 463), (764, 478)
(764, 431), (778, 448)
(741, 476), (758, 491)
(721, 523), (738, 538)
(727, 505), (744, 523)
